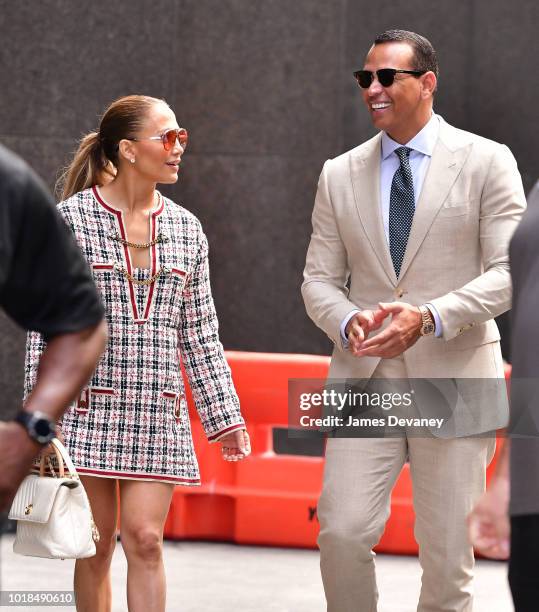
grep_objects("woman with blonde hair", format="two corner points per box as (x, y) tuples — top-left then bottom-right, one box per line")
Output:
(25, 95), (250, 612)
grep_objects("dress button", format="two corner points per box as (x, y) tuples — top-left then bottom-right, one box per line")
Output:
(395, 287), (404, 298)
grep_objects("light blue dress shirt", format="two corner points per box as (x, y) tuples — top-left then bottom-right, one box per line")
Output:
(340, 113), (443, 345)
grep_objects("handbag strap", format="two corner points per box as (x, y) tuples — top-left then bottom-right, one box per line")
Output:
(48, 439), (100, 543)
(50, 438), (80, 480)
(39, 442), (65, 478)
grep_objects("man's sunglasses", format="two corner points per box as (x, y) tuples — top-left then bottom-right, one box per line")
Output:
(129, 128), (188, 151)
(353, 69), (426, 89)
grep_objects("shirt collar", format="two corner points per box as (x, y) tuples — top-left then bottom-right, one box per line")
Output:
(381, 113), (440, 160)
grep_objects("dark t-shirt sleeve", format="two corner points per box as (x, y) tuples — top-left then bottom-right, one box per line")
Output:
(0, 162), (104, 340)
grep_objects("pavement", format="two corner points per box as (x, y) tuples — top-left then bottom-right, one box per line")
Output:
(1, 534), (513, 611)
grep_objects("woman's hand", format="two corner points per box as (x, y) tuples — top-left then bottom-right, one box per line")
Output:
(219, 429), (251, 461)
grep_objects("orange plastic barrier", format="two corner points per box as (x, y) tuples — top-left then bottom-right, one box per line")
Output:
(163, 352), (330, 546)
(164, 353), (511, 556)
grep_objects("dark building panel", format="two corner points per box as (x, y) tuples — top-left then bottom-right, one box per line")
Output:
(470, 0), (538, 192)
(171, 0), (343, 157)
(0, 136), (75, 194)
(162, 152), (332, 354)
(0, 1), (176, 139)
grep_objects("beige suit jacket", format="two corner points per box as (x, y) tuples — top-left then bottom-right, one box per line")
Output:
(302, 117), (526, 435)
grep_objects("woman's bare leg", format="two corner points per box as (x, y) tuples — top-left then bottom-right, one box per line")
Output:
(118, 480), (174, 612)
(74, 476), (118, 612)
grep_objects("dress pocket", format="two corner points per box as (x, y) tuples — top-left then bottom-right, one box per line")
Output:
(169, 268), (187, 297)
(89, 262), (114, 297)
(155, 267), (188, 326)
(162, 390), (187, 425)
(75, 386), (116, 414)
(170, 268), (187, 280)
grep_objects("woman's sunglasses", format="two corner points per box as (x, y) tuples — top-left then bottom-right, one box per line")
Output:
(129, 128), (188, 151)
(353, 68), (426, 89)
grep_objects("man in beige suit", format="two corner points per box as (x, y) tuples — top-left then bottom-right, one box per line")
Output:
(302, 30), (526, 611)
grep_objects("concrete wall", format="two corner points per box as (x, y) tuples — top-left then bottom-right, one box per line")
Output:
(1, 0), (537, 414)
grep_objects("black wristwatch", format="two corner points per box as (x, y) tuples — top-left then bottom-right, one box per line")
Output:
(14, 410), (56, 445)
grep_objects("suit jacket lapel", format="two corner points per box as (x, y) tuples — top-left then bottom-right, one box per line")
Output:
(349, 133), (397, 285)
(398, 121), (472, 279)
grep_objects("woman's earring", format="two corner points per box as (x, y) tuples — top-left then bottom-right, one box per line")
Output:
(130, 159), (135, 164)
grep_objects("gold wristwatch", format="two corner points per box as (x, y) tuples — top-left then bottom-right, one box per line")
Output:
(418, 305), (435, 337)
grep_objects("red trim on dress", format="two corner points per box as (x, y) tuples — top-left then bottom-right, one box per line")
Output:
(91, 387), (115, 395)
(92, 186), (139, 319)
(143, 203), (158, 320)
(76, 467), (200, 484)
(76, 388), (90, 413)
(161, 391), (183, 423)
(118, 214), (139, 320)
(92, 263), (114, 271)
(92, 185), (116, 213)
(92, 187), (164, 324)
(75, 386), (116, 413)
(171, 267), (186, 277)
(207, 423), (245, 441)
(92, 186), (165, 219)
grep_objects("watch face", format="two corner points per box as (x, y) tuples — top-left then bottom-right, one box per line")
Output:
(423, 323), (435, 335)
(34, 418), (53, 437)
(15, 411), (55, 445)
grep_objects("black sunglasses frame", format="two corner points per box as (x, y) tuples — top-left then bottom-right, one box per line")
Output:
(353, 68), (427, 89)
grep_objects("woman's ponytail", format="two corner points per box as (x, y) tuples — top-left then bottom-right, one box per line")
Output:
(56, 131), (115, 201)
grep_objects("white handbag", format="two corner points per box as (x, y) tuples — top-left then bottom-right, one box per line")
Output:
(8, 438), (100, 559)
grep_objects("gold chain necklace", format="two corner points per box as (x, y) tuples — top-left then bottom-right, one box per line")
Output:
(115, 265), (168, 286)
(109, 233), (168, 249)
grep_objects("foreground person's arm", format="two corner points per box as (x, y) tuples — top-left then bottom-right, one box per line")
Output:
(0, 320), (107, 509)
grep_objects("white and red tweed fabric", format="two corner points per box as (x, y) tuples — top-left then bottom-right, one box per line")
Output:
(25, 186), (245, 485)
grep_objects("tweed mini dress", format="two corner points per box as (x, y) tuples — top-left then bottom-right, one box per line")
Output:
(25, 186), (245, 485)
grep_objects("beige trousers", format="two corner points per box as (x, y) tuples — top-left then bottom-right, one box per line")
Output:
(318, 357), (496, 612)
